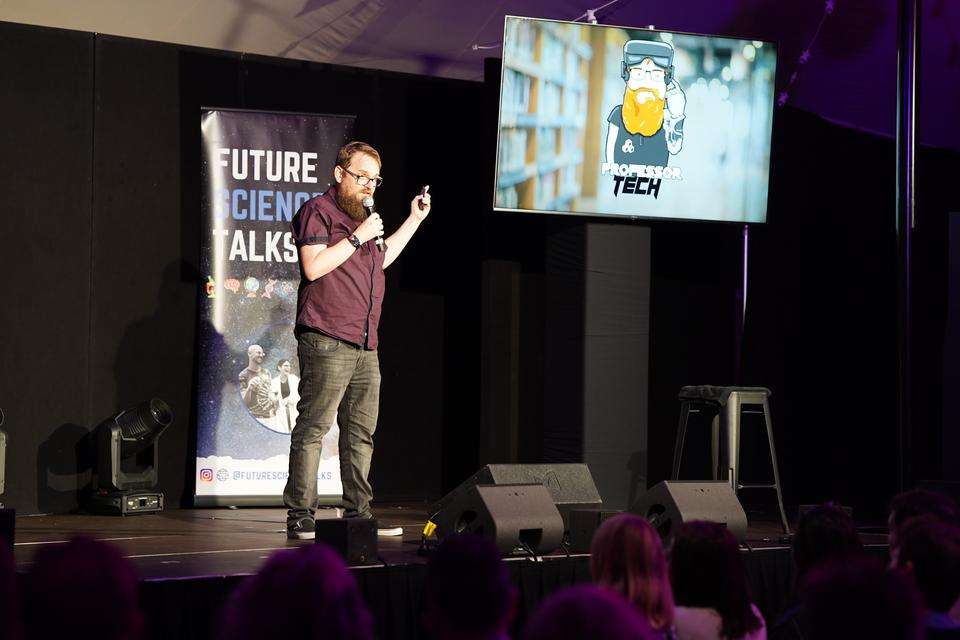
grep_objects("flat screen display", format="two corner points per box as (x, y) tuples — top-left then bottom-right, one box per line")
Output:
(494, 16), (777, 223)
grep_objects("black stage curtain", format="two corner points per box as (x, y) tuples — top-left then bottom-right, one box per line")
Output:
(133, 550), (824, 640)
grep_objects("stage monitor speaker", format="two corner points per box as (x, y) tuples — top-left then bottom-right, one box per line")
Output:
(568, 509), (623, 553)
(434, 483), (564, 556)
(432, 464), (602, 532)
(631, 481), (748, 542)
(315, 517), (378, 565)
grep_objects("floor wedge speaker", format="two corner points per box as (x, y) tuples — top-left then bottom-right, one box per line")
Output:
(315, 517), (378, 565)
(434, 483), (564, 556)
(631, 481), (748, 542)
(432, 464), (601, 533)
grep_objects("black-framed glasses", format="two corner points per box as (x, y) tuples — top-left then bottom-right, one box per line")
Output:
(341, 166), (383, 187)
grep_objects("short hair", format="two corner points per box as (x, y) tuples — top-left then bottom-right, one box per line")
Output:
(802, 557), (923, 640)
(337, 141), (381, 170)
(276, 358), (290, 370)
(220, 544), (372, 640)
(423, 534), (515, 639)
(247, 344), (263, 357)
(24, 536), (142, 640)
(523, 584), (655, 640)
(896, 514), (960, 612)
(890, 489), (960, 532)
(792, 503), (864, 578)
(669, 521), (762, 639)
(590, 514), (674, 631)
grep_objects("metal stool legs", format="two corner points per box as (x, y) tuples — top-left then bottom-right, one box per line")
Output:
(671, 401), (692, 480)
(671, 390), (790, 534)
(762, 396), (791, 535)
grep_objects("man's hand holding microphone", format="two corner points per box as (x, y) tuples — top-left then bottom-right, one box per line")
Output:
(353, 210), (384, 245)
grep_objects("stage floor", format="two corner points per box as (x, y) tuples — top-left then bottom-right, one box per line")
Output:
(11, 503), (889, 577)
(9, 505), (890, 640)
(13, 504), (438, 579)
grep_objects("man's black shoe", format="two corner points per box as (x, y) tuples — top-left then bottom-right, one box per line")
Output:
(287, 517), (316, 540)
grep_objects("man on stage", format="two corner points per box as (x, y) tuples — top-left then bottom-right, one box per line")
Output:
(283, 141), (431, 540)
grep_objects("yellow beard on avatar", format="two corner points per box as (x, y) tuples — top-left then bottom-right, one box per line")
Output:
(622, 87), (665, 137)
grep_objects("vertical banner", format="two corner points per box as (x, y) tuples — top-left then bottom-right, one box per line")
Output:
(196, 109), (355, 506)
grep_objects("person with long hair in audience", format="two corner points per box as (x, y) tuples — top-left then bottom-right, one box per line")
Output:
(670, 521), (766, 640)
(591, 514), (676, 639)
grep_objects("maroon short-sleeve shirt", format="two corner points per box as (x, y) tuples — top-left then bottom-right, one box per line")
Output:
(291, 186), (386, 349)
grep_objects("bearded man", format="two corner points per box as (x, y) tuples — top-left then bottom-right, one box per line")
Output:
(239, 344), (275, 420)
(283, 141), (432, 539)
(605, 39), (686, 168)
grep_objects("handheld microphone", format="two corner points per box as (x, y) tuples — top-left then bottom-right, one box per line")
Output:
(361, 196), (385, 252)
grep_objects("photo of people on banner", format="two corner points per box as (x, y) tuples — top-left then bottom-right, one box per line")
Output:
(239, 345), (303, 435)
(495, 17), (776, 222)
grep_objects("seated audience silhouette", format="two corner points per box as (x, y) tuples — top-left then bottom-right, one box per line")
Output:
(422, 534), (517, 640)
(890, 490), (960, 542)
(802, 556), (922, 640)
(23, 536), (142, 640)
(771, 502), (864, 640)
(220, 543), (373, 640)
(892, 515), (960, 639)
(670, 521), (766, 640)
(523, 584), (656, 640)
(889, 489), (960, 624)
(591, 514), (676, 639)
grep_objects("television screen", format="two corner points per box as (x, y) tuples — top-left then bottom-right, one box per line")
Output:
(494, 16), (777, 223)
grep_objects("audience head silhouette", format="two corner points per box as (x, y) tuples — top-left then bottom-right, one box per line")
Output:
(802, 556), (923, 640)
(423, 533), (516, 640)
(24, 536), (142, 640)
(792, 502), (864, 579)
(523, 584), (656, 640)
(892, 514), (960, 615)
(220, 543), (373, 640)
(670, 521), (763, 639)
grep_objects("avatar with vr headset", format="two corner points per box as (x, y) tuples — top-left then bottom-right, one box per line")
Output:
(605, 39), (686, 168)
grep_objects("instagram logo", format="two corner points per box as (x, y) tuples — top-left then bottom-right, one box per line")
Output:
(199, 468), (214, 482)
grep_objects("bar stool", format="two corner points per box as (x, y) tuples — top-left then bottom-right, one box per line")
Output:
(671, 385), (790, 534)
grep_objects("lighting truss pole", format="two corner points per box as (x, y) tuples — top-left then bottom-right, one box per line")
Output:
(895, 0), (919, 492)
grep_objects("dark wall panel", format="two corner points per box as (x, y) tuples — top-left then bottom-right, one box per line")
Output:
(92, 36), (197, 508)
(0, 23), (94, 513)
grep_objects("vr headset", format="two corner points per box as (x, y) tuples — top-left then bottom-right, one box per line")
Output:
(621, 39), (675, 84)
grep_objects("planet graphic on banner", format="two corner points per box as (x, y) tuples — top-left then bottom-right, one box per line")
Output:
(244, 277), (260, 297)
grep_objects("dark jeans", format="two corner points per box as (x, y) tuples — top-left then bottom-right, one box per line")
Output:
(283, 329), (380, 523)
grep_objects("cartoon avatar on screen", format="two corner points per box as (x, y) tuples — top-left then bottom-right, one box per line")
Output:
(605, 39), (686, 167)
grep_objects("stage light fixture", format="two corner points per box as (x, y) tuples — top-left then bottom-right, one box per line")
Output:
(86, 399), (172, 516)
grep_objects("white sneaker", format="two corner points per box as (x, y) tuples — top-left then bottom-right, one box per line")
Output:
(377, 526), (403, 537)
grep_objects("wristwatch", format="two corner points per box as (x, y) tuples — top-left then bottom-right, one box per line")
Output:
(347, 234), (362, 249)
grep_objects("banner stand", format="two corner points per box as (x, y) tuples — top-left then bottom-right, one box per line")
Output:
(194, 108), (356, 507)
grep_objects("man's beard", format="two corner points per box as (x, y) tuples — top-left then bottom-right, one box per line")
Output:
(622, 86), (665, 137)
(335, 187), (368, 221)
